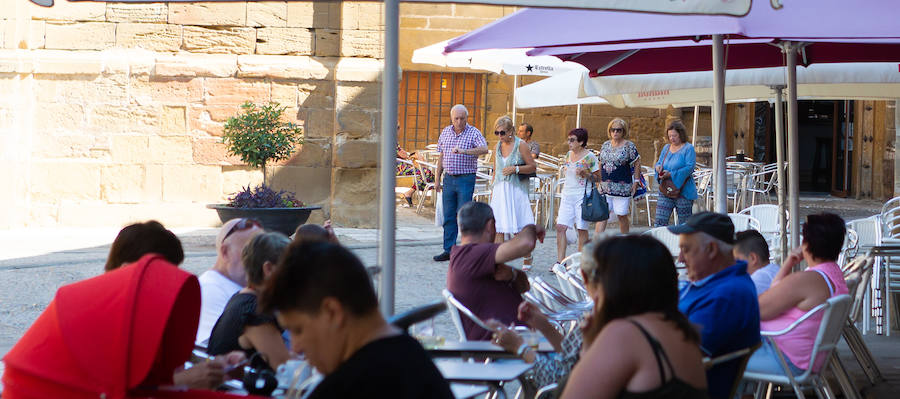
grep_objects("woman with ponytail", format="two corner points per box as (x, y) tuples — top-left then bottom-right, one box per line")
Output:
(560, 235), (708, 399)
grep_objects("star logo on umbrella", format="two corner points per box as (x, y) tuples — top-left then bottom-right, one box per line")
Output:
(525, 64), (533, 72)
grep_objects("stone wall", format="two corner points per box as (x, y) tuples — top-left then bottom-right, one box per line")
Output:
(0, 1), (385, 228)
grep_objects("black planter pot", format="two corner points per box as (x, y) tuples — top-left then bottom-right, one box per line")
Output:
(207, 204), (323, 237)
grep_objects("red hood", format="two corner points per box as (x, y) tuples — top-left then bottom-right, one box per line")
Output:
(2, 254), (200, 399)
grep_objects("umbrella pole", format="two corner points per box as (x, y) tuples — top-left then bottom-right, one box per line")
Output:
(712, 35), (727, 213)
(576, 104), (582, 128)
(378, 0), (399, 317)
(692, 105), (699, 144)
(772, 85), (788, 263)
(785, 42), (801, 250)
(512, 74), (518, 124)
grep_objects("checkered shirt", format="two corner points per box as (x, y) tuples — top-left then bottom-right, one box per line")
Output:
(437, 123), (487, 175)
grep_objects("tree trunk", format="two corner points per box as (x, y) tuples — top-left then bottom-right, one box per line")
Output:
(262, 161), (267, 187)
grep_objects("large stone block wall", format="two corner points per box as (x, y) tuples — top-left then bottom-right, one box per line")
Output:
(0, 1), (385, 229)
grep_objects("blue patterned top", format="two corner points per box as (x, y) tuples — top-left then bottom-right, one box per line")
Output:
(599, 140), (640, 197)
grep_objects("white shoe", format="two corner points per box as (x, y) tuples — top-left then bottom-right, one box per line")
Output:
(522, 264), (532, 272)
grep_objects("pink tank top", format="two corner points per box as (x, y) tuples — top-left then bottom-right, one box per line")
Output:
(759, 262), (847, 371)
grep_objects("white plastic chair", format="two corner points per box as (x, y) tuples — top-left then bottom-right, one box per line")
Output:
(729, 213), (762, 232)
(742, 295), (853, 399)
(739, 204), (786, 235)
(643, 226), (681, 259)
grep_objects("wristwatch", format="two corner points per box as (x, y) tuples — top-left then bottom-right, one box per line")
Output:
(516, 343), (529, 357)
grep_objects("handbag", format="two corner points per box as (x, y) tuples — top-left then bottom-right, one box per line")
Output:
(581, 176), (609, 222)
(658, 149), (687, 199)
(516, 162), (538, 181)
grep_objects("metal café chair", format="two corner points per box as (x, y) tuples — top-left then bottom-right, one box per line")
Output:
(551, 263), (589, 303)
(742, 295), (853, 399)
(442, 289), (494, 342)
(841, 255), (883, 385)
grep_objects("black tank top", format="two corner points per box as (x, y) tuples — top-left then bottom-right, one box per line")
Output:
(617, 320), (709, 399)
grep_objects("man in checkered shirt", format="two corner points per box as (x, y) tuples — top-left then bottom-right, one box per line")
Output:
(433, 104), (488, 262)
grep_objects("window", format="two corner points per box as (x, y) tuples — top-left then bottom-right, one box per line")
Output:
(398, 71), (485, 151)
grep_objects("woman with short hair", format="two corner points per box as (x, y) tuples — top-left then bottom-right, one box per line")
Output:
(595, 118), (642, 234)
(553, 128), (601, 270)
(747, 213), (849, 376)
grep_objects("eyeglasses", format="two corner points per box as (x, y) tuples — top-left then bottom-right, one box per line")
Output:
(567, 137), (578, 143)
(609, 127), (624, 133)
(494, 130), (508, 136)
(222, 218), (263, 243)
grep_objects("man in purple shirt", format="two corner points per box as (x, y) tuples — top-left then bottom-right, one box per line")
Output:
(447, 201), (544, 340)
(433, 104), (489, 261)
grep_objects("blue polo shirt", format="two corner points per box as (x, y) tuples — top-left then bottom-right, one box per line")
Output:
(679, 260), (760, 399)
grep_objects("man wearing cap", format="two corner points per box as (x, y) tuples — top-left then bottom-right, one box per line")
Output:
(669, 212), (760, 399)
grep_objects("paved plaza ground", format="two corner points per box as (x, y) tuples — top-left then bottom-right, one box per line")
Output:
(0, 196), (898, 396)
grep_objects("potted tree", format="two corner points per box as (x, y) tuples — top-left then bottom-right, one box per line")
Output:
(207, 101), (321, 236)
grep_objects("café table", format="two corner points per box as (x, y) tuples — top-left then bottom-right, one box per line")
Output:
(435, 359), (533, 399)
(429, 340), (554, 359)
(451, 383), (491, 399)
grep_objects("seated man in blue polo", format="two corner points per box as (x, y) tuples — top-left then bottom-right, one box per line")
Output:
(669, 212), (761, 399)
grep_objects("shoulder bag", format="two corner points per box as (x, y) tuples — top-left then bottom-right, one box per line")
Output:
(658, 148), (687, 199)
(581, 175), (609, 222)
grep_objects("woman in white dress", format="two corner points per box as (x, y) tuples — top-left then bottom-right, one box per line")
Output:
(490, 116), (538, 256)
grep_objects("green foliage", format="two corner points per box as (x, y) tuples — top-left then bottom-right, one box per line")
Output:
(222, 102), (304, 170)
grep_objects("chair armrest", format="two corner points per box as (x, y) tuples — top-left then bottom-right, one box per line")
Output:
(760, 302), (828, 336)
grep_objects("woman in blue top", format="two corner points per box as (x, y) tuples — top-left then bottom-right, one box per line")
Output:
(654, 120), (697, 226)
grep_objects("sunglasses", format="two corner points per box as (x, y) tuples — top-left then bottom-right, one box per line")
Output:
(609, 127), (624, 133)
(567, 137), (578, 143)
(494, 130), (509, 136)
(222, 218), (263, 243)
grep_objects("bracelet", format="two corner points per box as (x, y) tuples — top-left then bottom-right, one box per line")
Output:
(516, 165), (520, 174)
(516, 343), (529, 357)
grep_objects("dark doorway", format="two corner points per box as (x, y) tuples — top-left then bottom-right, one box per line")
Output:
(797, 100), (848, 192)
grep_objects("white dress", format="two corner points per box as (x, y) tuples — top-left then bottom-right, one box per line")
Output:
(490, 137), (535, 234)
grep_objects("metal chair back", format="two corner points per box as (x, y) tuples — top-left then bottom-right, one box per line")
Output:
(728, 213), (762, 232)
(442, 289), (492, 342)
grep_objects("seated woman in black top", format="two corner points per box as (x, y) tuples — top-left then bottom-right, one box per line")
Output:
(560, 235), (708, 399)
(208, 232), (292, 370)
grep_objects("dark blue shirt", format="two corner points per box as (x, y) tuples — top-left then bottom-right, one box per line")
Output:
(679, 261), (760, 399)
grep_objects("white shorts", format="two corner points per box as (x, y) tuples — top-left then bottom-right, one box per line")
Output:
(556, 195), (590, 230)
(606, 195), (631, 216)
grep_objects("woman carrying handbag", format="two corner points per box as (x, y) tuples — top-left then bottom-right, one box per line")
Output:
(654, 120), (697, 226)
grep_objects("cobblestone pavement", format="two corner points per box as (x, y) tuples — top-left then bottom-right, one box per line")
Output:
(1, 197), (898, 396)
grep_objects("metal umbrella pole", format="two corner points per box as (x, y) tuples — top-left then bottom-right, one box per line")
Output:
(785, 42), (801, 249)
(378, 0), (399, 317)
(712, 35), (727, 213)
(692, 105), (699, 144)
(772, 85), (788, 263)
